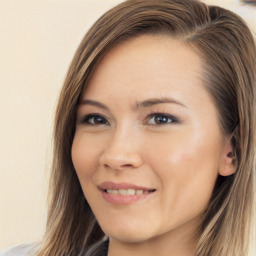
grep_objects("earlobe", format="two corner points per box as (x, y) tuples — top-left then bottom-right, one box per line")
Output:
(218, 137), (237, 176)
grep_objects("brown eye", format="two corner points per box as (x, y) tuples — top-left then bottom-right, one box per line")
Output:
(147, 113), (179, 126)
(82, 114), (109, 126)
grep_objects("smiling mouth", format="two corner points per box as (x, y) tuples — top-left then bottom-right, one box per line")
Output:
(105, 189), (156, 195)
(98, 182), (156, 204)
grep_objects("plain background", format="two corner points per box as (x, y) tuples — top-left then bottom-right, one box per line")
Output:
(0, 0), (255, 250)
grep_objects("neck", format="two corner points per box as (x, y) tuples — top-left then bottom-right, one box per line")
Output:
(107, 220), (199, 256)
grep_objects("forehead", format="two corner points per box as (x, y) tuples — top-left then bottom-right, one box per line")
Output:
(83, 35), (207, 106)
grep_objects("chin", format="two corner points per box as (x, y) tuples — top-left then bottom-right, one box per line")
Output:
(107, 231), (153, 243)
(99, 220), (159, 243)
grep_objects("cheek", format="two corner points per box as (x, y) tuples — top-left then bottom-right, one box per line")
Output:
(160, 123), (221, 169)
(147, 131), (221, 216)
(148, 129), (221, 171)
(71, 134), (100, 179)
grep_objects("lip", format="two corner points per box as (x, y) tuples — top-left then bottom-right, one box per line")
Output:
(98, 181), (154, 191)
(98, 181), (156, 205)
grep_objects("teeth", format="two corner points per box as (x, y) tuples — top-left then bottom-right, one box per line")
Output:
(136, 190), (143, 195)
(110, 189), (118, 195)
(119, 189), (128, 195)
(106, 189), (152, 195)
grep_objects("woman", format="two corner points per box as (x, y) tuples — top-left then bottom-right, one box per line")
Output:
(2, 0), (255, 255)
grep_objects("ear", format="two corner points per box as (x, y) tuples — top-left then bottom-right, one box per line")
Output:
(218, 136), (237, 176)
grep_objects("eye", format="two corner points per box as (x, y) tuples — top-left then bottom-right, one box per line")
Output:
(81, 114), (109, 126)
(147, 113), (178, 125)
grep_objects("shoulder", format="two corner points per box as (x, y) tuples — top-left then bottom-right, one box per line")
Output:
(0, 243), (38, 256)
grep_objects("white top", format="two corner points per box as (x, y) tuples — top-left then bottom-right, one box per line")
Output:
(0, 244), (37, 256)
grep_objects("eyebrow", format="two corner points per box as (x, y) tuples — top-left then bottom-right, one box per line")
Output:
(79, 97), (187, 111)
(133, 97), (187, 110)
(80, 99), (109, 110)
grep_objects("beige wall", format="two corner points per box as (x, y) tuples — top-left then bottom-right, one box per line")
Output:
(0, 0), (255, 250)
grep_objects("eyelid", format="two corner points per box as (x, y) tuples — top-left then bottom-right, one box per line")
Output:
(78, 113), (110, 125)
(145, 112), (180, 126)
(77, 112), (181, 127)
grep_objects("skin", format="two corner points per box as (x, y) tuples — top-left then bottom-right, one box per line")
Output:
(71, 35), (235, 256)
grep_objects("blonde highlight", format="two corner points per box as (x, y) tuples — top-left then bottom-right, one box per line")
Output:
(36, 1), (256, 255)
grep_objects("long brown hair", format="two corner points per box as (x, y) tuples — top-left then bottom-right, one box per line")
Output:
(37, 0), (256, 255)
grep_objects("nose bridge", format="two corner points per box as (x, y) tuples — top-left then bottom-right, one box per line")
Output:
(113, 122), (136, 146)
(100, 122), (143, 169)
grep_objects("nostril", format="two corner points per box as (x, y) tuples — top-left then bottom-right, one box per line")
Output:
(103, 163), (134, 171)
(121, 163), (134, 168)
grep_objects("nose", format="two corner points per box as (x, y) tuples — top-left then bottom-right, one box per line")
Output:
(99, 126), (143, 171)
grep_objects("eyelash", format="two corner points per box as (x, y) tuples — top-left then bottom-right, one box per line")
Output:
(79, 112), (180, 127)
(80, 114), (110, 126)
(145, 112), (180, 126)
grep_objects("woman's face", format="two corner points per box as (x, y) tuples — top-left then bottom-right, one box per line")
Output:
(72, 35), (232, 243)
